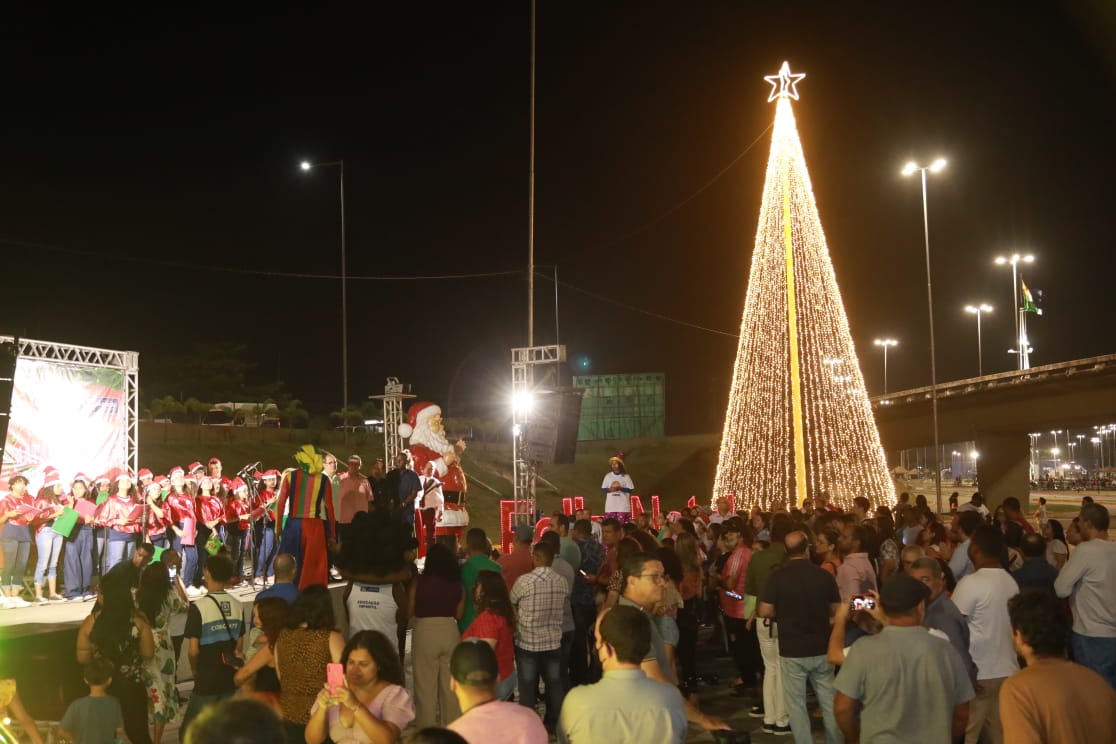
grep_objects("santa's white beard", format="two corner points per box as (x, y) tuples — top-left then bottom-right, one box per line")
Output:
(411, 425), (451, 454)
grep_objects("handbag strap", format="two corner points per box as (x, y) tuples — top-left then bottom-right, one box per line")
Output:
(206, 594), (236, 643)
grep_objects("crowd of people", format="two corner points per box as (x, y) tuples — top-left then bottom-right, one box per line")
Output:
(2, 447), (1115, 743)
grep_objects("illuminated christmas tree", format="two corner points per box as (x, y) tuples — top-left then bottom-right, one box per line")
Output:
(712, 62), (893, 510)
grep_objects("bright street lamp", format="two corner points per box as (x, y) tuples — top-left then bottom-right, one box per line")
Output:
(299, 159), (348, 438)
(902, 157), (946, 514)
(873, 338), (898, 394)
(964, 303), (993, 376)
(994, 253), (1035, 369)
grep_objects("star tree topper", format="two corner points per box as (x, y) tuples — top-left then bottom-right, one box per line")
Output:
(764, 61), (806, 102)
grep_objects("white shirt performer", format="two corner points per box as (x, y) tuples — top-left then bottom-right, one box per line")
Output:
(601, 454), (635, 523)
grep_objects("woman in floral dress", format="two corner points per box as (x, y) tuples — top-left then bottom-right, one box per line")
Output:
(137, 559), (187, 743)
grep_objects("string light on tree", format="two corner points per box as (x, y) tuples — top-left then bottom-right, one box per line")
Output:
(712, 61), (894, 511)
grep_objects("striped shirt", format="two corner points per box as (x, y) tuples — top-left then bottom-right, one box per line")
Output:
(278, 471), (334, 521)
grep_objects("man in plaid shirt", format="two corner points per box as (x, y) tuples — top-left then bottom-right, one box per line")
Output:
(510, 540), (570, 728)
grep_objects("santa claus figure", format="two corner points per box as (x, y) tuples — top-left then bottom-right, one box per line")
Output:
(398, 402), (467, 504)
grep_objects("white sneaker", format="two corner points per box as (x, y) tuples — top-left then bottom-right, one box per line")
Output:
(0, 598), (12, 609)
(9, 597), (32, 608)
(81, 593), (96, 601)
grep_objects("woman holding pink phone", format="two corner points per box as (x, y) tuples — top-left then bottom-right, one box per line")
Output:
(305, 630), (415, 744)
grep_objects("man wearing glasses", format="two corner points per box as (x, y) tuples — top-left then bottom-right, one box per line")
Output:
(619, 552), (729, 733)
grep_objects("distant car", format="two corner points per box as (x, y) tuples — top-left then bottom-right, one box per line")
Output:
(260, 417), (282, 428)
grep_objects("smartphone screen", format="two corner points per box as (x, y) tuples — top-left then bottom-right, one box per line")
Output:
(578, 569), (588, 577)
(723, 590), (743, 600)
(850, 595), (876, 611)
(326, 662), (344, 691)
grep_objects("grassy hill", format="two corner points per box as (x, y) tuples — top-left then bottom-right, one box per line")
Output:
(138, 423), (721, 538)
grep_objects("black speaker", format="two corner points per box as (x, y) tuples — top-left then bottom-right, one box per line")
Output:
(525, 388), (583, 465)
(0, 339), (17, 457)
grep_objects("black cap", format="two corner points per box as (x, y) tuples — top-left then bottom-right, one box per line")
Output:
(879, 574), (931, 614)
(450, 641), (498, 687)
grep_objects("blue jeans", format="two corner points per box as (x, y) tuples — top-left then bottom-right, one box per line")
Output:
(515, 646), (564, 727)
(105, 538), (135, 573)
(181, 545), (198, 588)
(254, 523), (276, 579)
(34, 529), (63, 585)
(1072, 632), (1116, 689)
(1, 539), (31, 592)
(64, 526), (94, 598)
(780, 654), (841, 744)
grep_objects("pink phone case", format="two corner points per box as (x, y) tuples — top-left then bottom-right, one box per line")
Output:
(327, 663), (344, 689)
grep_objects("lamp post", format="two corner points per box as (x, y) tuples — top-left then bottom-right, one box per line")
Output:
(1092, 436), (1102, 471)
(873, 338), (898, 394)
(902, 157), (946, 514)
(300, 159), (348, 439)
(994, 253), (1035, 370)
(963, 303), (993, 376)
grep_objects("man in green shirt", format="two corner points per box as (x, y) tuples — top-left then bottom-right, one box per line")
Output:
(459, 527), (502, 631)
(744, 514), (791, 734)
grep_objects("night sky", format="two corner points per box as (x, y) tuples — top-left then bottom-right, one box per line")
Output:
(3, 3), (1115, 433)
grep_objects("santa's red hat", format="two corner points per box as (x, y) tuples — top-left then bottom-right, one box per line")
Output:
(137, 468), (153, 481)
(72, 472), (90, 486)
(95, 474), (111, 485)
(230, 477), (247, 492)
(397, 401), (440, 439)
(187, 462), (204, 475)
(42, 466), (62, 488)
(262, 469), (281, 481)
(168, 466), (185, 479)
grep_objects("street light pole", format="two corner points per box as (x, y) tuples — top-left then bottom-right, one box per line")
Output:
(300, 159), (348, 441)
(994, 253), (1034, 370)
(903, 158), (946, 514)
(964, 303), (992, 376)
(873, 338), (898, 394)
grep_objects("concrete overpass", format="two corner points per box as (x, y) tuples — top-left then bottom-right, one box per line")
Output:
(870, 354), (1116, 509)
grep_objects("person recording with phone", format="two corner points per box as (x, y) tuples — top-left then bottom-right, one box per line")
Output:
(832, 575), (974, 744)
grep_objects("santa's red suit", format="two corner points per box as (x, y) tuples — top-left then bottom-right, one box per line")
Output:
(408, 444), (467, 495)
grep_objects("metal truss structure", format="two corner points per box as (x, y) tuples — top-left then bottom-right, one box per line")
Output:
(0, 336), (139, 474)
(370, 377), (415, 468)
(511, 344), (566, 520)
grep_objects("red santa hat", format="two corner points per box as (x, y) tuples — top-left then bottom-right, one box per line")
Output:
(168, 466), (185, 479)
(397, 401), (440, 439)
(137, 468), (153, 481)
(72, 472), (91, 486)
(42, 466), (62, 488)
(144, 480), (162, 494)
(187, 461), (204, 475)
(230, 477), (247, 492)
(95, 474), (111, 486)
(262, 469), (281, 481)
